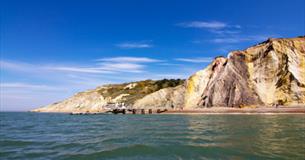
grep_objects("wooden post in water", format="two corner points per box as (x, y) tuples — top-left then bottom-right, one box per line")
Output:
(141, 109), (145, 114)
(132, 109), (136, 114)
(149, 109), (152, 114)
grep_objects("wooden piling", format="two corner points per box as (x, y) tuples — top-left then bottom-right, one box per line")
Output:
(149, 109), (152, 114)
(141, 109), (145, 114)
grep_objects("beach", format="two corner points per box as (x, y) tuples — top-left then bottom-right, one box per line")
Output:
(162, 106), (305, 114)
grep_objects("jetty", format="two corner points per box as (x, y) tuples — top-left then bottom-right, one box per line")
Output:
(70, 108), (168, 115)
(110, 108), (168, 114)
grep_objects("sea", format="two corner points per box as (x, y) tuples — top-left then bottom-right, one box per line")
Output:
(0, 112), (304, 160)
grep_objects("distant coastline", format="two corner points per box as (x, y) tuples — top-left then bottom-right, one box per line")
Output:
(32, 37), (305, 113)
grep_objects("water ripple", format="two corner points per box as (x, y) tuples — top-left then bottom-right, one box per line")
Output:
(0, 112), (304, 160)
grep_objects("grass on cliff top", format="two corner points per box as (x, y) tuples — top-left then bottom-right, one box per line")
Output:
(97, 79), (185, 105)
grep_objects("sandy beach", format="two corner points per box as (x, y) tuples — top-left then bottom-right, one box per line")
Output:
(162, 106), (305, 114)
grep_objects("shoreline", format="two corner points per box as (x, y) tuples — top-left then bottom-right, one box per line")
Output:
(28, 106), (305, 115)
(161, 107), (305, 115)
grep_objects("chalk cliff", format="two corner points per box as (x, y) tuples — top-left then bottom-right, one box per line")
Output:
(133, 85), (185, 109)
(32, 79), (185, 112)
(32, 36), (305, 112)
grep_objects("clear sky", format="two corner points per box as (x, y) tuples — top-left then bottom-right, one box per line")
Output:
(1, 0), (304, 111)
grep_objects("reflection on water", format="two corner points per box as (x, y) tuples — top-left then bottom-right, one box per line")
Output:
(0, 112), (304, 159)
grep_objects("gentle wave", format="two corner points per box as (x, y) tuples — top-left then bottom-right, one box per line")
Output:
(0, 112), (304, 160)
(60, 144), (233, 160)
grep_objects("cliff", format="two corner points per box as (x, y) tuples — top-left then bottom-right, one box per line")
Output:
(185, 36), (305, 108)
(32, 36), (305, 112)
(32, 79), (185, 112)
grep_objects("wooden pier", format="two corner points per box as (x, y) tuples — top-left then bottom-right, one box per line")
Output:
(70, 109), (168, 115)
(111, 108), (167, 114)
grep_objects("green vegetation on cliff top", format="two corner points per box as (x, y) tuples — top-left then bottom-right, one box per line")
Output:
(97, 79), (185, 105)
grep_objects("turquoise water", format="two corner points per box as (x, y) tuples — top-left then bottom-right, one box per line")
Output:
(0, 112), (304, 160)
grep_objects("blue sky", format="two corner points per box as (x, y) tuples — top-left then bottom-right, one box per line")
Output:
(1, 0), (304, 111)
